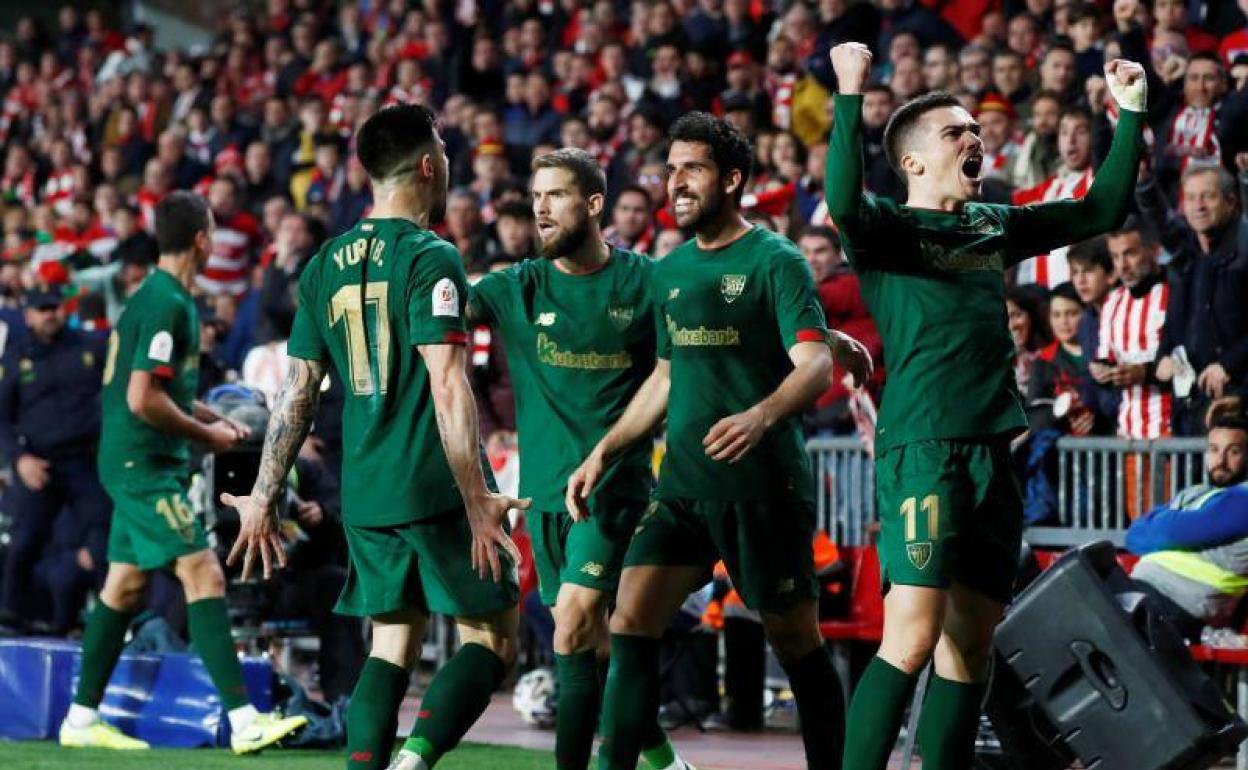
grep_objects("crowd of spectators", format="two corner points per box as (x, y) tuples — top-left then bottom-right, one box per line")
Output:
(0, 0), (1245, 669)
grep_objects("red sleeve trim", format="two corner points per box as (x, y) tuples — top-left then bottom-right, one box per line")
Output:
(443, 331), (469, 345)
(151, 365), (175, 379)
(796, 329), (826, 343)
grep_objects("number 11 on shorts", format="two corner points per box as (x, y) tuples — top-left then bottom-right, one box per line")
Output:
(900, 494), (939, 542)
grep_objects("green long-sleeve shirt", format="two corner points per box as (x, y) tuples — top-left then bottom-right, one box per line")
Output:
(826, 94), (1143, 454)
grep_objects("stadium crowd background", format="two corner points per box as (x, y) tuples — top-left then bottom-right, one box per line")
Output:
(1, 0), (1247, 714)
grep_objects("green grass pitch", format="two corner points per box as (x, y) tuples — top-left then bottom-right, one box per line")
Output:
(0, 741), (555, 769)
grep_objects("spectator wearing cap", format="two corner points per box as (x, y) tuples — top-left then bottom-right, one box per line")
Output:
(1222, 8), (1248, 66)
(1145, 163), (1248, 436)
(1013, 105), (1097, 286)
(977, 93), (1021, 184)
(0, 284), (109, 632)
(71, 205), (157, 324)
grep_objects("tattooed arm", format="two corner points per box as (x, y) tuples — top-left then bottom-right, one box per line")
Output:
(223, 356), (327, 579)
(419, 341), (528, 582)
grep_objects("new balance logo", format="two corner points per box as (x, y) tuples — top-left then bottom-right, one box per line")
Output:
(536, 312), (557, 326)
(776, 578), (795, 594)
(580, 562), (605, 578)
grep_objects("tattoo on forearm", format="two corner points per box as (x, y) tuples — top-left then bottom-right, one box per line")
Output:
(254, 358), (326, 503)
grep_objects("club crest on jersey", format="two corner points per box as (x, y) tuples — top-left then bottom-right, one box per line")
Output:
(432, 278), (459, 317)
(607, 306), (634, 329)
(668, 288), (680, 300)
(720, 274), (747, 303)
(906, 542), (933, 570)
(536, 312), (557, 326)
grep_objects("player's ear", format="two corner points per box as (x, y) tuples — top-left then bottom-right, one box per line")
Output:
(723, 167), (743, 198)
(419, 152), (434, 180)
(586, 191), (605, 219)
(900, 151), (924, 178)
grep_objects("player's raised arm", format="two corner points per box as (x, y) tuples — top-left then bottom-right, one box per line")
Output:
(826, 43), (880, 235)
(1005, 59), (1147, 260)
(566, 357), (670, 520)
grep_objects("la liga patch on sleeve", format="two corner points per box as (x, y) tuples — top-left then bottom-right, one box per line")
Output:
(432, 277), (459, 317)
(148, 330), (174, 362)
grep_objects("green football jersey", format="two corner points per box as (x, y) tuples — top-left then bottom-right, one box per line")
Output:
(652, 226), (828, 503)
(826, 95), (1143, 454)
(469, 248), (657, 513)
(99, 268), (200, 479)
(287, 217), (485, 527)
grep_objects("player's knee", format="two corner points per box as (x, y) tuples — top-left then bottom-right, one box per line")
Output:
(102, 567), (148, 612)
(552, 601), (604, 654)
(881, 626), (941, 675)
(764, 622), (822, 663)
(607, 605), (657, 637)
(175, 551), (226, 600)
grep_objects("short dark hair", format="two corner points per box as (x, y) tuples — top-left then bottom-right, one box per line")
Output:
(355, 104), (438, 182)
(883, 90), (962, 177)
(1189, 51), (1226, 73)
(1058, 104), (1093, 128)
(495, 199), (534, 222)
(1066, 236), (1112, 272)
(154, 191), (211, 254)
(616, 184), (652, 208)
(668, 111), (754, 203)
(863, 82), (893, 99)
(1209, 403), (1248, 434)
(798, 224), (840, 250)
(1049, 281), (1083, 307)
(531, 147), (607, 199)
(1109, 214), (1159, 247)
(1031, 89), (1064, 109)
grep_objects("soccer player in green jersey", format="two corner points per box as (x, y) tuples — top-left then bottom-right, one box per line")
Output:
(825, 43), (1146, 770)
(466, 148), (690, 770)
(567, 113), (873, 770)
(224, 105), (527, 770)
(58, 191), (308, 754)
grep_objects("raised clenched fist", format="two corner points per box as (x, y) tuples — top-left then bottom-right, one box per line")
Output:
(1104, 59), (1147, 112)
(830, 43), (873, 96)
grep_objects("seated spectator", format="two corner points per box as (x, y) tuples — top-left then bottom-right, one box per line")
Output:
(1067, 237), (1122, 434)
(1145, 165), (1248, 436)
(1128, 407), (1248, 641)
(1026, 282), (1100, 436)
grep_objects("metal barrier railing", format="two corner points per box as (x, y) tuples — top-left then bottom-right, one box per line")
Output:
(807, 436), (1208, 549)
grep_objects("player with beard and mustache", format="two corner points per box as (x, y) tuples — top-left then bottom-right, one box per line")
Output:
(227, 104), (525, 770)
(568, 113), (873, 770)
(827, 42), (1146, 770)
(465, 149), (692, 770)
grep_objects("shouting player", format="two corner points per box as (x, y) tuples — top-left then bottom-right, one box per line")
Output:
(567, 112), (873, 770)
(59, 191), (308, 753)
(826, 43), (1145, 770)
(467, 148), (691, 770)
(225, 104), (526, 770)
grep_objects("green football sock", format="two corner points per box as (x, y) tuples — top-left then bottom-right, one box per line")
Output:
(186, 597), (249, 710)
(346, 657), (411, 769)
(597, 634), (660, 770)
(555, 650), (601, 770)
(781, 645), (845, 770)
(916, 674), (985, 770)
(404, 642), (506, 767)
(73, 600), (134, 708)
(842, 657), (917, 770)
(640, 736), (678, 769)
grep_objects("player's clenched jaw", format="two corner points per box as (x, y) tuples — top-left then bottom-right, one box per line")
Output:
(533, 167), (592, 259)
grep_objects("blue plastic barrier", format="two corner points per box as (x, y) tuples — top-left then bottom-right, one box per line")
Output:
(0, 638), (272, 746)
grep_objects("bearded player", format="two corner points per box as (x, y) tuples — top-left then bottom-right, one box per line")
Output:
(568, 113), (873, 770)
(465, 148), (691, 770)
(226, 104), (526, 770)
(826, 43), (1145, 770)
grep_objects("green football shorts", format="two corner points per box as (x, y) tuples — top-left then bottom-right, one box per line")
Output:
(874, 437), (1024, 604)
(528, 499), (646, 606)
(336, 507), (519, 618)
(623, 495), (818, 612)
(105, 471), (208, 570)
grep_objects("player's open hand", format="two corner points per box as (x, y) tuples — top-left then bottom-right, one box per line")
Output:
(466, 491), (528, 583)
(566, 450), (606, 522)
(1104, 59), (1146, 112)
(829, 329), (874, 389)
(830, 43), (872, 96)
(704, 407), (770, 464)
(222, 492), (287, 581)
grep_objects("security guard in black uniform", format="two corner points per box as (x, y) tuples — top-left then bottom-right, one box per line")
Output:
(0, 285), (110, 630)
